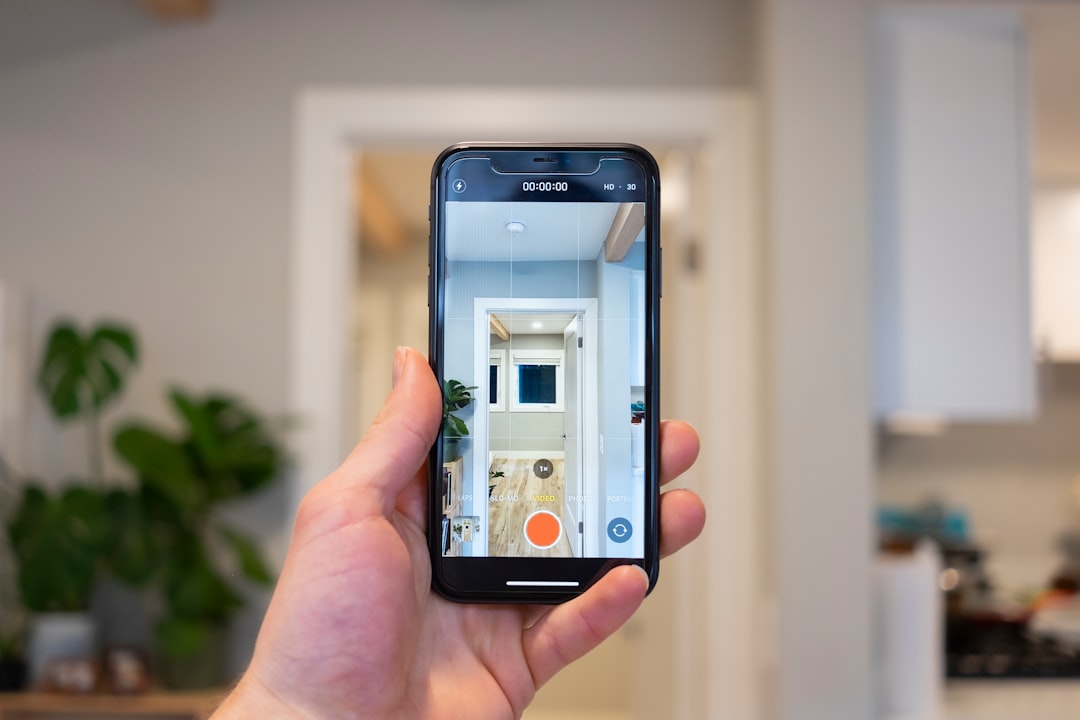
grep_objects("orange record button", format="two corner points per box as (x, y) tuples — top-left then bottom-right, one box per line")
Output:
(524, 510), (562, 549)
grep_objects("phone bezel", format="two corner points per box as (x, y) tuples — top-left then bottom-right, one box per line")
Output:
(428, 143), (661, 603)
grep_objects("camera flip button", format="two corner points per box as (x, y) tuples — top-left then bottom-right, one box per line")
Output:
(607, 517), (633, 544)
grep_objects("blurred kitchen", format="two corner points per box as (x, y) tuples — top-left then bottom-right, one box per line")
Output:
(1, 1), (1079, 719)
(873, 6), (1080, 718)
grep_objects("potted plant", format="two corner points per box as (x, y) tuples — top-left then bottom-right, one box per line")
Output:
(442, 379), (475, 462)
(488, 469), (505, 499)
(112, 388), (285, 690)
(6, 485), (116, 685)
(1, 321), (138, 687)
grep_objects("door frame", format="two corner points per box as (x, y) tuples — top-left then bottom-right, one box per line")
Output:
(473, 297), (599, 557)
(290, 86), (761, 720)
(563, 313), (584, 558)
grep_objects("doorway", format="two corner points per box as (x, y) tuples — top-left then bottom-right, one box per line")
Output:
(474, 298), (599, 558)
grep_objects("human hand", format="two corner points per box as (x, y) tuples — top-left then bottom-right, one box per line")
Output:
(213, 347), (705, 719)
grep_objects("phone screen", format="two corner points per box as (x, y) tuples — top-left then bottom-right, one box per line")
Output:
(429, 145), (659, 600)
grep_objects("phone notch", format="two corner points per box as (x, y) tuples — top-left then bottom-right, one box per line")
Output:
(489, 150), (603, 175)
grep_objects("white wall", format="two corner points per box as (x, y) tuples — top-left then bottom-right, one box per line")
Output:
(1034, 187), (1080, 360)
(760, 0), (876, 717)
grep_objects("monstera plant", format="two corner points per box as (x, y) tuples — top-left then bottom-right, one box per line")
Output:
(37, 322), (138, 481)
(2, 320), (139, 687)
(7, 321), (141, 610)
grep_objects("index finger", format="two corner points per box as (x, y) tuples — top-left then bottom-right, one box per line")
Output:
(659, 419), (699, 486)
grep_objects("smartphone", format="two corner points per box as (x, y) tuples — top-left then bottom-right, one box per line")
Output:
(428, 143), (660, 602)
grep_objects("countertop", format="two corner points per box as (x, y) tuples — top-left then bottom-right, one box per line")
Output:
(890, 681), (1080, 720)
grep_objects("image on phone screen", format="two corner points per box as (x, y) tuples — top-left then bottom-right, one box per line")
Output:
(434, 151), (652, 566)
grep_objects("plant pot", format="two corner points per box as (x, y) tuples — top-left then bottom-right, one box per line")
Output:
(158, 626), (228, 691)
(0, 657), (27, 691)
(443, 437), (461, 462)
(26, 612), (96, 688)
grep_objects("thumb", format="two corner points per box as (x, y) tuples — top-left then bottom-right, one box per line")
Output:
(334, 346), (442, 516)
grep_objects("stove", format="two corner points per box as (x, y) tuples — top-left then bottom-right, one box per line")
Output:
(947, 615), (1080, 679)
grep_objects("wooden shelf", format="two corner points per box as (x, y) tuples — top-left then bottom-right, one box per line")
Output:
(0, 690), (223, 720)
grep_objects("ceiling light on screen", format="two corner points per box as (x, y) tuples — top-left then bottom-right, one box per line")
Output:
(531, 321), (544, 330)
(506, 221), (526, 234)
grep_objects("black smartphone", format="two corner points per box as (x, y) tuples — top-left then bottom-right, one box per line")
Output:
(428, 143), (660, 602)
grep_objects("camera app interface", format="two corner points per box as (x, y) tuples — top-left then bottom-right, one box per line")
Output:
(438, 156), (649, 560)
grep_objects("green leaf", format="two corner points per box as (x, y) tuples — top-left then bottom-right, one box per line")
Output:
(36, 322), (138, 421)
(446, 414), (469, 437)
(59, 486), (110, 548)
(7, 485), (48, 544)
(103, 489), (159, 586)
(187, 393), (281, 501)
(90, 326), (138, 365)
(86, 325), (138, 406)
(170, 389), (222, 472)
(443, 379), (475, 411)
(218, 526), (274, 585)
(156, 616), (213, 659)
(38, 325), (84, 419)
(7, 485), (108, 611)
(97, 358), (122, 398)
(164, 547), (242, 621)
(114, 426), (203, 512)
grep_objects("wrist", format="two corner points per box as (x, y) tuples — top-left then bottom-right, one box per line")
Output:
(210, 672), (312, 720)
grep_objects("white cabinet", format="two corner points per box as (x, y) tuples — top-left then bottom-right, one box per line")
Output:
(873, 8), (1035, 420)
(1033, 188), (1080, 361)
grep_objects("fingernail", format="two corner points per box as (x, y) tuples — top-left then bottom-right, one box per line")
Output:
(392, 346), (407, 387)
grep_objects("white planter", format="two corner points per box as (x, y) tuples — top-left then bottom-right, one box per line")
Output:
(26, 612), (96, 688)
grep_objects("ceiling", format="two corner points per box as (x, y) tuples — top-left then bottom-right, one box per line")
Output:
(444, 201), (630, 262)
(492, 312), (576, 336)
(358, 150), (437, 249)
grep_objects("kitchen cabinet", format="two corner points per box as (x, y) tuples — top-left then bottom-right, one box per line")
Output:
(872, 8), (1036, 420)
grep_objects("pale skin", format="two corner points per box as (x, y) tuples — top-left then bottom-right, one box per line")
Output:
(213, 347), (706, 719)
